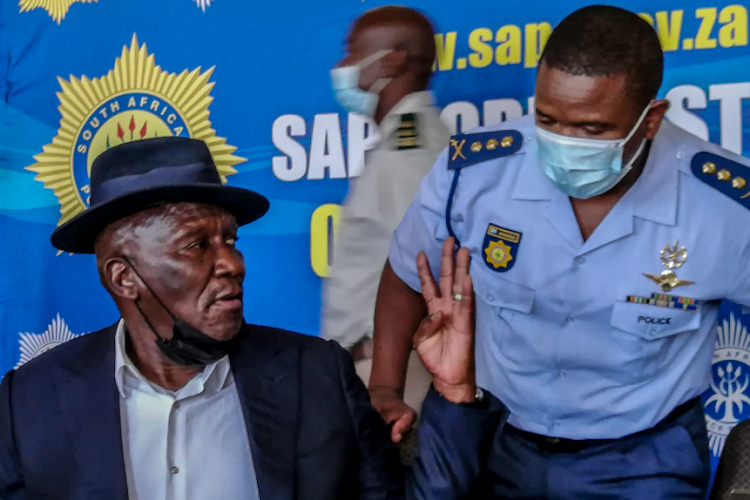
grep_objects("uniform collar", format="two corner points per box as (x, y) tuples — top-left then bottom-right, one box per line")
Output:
(512, 122), (679, 227)
(114, 319), (231, 399)
(378, 91), (436, 139)
(629, 122), (680, 227)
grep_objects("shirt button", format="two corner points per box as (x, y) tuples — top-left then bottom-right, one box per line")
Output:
(649, 328), (658, 337)
(559, 371), (567, 378)
(169, 466), (179, 475)
(174, 402), (181, 410)
(677, 151), (685, 160)
(565, 316), (575, 324)
(575, 256), (586, 265)
(486, 293), (494, 302)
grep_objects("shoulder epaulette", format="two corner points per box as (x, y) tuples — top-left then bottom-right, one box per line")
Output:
(395, 113), (420, 150)
(448, 130), (523, 170)
(692, 151), (750, 209)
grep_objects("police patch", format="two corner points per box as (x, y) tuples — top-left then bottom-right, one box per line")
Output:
(483, 224), (522, 272)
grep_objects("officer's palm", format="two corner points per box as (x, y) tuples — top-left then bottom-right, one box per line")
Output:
(414, 237), (475, 396)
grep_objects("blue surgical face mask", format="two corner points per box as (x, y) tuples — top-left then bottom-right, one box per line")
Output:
(330, 50), (392, 117)
(534, 103), (653, 199)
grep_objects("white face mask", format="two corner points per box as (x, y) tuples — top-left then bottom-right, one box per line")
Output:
(330, 50), (392, 117)
(534, 102), (653, 199)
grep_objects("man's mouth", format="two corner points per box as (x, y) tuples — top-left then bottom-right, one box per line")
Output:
(213, 291), (243, 310)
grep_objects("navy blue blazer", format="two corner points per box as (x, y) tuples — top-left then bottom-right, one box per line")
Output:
(0, 323), (505, 500)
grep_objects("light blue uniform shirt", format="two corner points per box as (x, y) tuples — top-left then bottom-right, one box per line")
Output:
(389, 114), (750, 440)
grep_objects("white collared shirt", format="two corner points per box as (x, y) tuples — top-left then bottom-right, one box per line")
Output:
(115, 320), (259, 500)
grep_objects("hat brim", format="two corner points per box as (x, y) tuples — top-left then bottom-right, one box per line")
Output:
(50, 183), (270, 254)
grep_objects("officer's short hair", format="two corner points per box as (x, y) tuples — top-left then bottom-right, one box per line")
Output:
(540, 5), (664, 107)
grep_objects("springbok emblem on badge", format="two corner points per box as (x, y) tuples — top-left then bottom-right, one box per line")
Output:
(643, 241), (695, 292)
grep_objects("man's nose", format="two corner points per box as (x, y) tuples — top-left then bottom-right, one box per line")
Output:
(214, 244), (245, 279)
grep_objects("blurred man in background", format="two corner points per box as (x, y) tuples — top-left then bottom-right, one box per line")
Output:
(322, 5), (450, 449)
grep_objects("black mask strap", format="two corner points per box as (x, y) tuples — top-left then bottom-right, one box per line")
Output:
(123, 256), (238, 366)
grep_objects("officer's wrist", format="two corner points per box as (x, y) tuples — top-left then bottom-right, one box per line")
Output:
(433, 381), (477, 404)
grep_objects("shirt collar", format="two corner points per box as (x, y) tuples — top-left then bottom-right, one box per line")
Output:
(114, 319), (232, 399)
(377, 91), (436, 139)
(512, 122), (679, 227)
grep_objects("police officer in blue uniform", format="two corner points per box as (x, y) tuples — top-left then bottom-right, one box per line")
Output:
(368, 5), (750, 498)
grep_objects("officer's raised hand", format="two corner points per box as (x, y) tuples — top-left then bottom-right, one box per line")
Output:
(414, 237), (476, 404)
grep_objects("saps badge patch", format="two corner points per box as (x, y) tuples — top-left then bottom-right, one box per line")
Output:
(483, 224), (522, 272)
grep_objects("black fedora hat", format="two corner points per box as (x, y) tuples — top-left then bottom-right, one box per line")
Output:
(50, 137), (269, 254)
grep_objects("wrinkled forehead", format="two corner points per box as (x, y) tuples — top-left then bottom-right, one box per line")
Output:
(535, 64), (641, 123)
(97, 202), (236, 253)
(348, 21), (399, 52)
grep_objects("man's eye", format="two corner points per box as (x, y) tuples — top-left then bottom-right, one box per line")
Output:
(583, 127), (606, 136)
(187, 239), (207, 250)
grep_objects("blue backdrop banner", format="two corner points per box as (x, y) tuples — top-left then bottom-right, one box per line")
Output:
(0, 0), (748, 488)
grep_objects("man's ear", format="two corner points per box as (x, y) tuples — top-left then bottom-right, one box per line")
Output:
(379, 49), (408, 79)
(643, 99), (669, 140)
(104, 259), (139, 301)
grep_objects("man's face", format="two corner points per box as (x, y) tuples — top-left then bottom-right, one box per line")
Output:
(126, 203), (245, 341)
(335, 23), (393, 91)
(534, 63), (661, 162)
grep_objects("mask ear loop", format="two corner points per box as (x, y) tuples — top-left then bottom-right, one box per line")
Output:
(121, 256), (178, 345)
(356, 49), (394, 95)
(368, 77), (391, 94)
(356, 49), (393, 70)
(618, 100), (655, 170)
(620, 100), (655, 146)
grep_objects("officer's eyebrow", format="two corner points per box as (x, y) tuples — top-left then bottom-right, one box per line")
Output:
(535, 108), (616, 130)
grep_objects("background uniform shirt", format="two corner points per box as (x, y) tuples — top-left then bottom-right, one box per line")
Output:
(114, 321), (259, 500)
(322, 91), (450, 348)
(389, 114), (750, 440)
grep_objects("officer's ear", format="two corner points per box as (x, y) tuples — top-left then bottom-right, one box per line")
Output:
(643, 99), (670, 140)
(380, 48), (408, 78)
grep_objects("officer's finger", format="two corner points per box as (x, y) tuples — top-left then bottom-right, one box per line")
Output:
(455, 275), (474, 335)
(439, 237), (456, 299)
(391, 413), (414, 443)
(453, 247), (470, 296)
(413, 311), (445, 349)
(417, 252), (440, 310)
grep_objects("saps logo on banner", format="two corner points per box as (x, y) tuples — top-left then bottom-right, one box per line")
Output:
(15, 314), (78, 369)
(26, 35), (245, 230)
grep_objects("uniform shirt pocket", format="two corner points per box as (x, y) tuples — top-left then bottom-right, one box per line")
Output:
(473, 272), (536, 362)
(474, 272), (535, 314)
(611, 302), (701, 340)
(610, 301), (702, 383)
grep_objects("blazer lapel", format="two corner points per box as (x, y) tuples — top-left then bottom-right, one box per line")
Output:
(54, 324), (128, 500)
(231, 325), (299, 500)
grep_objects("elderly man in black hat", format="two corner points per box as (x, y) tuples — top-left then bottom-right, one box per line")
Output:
(0, 137), (505, 500)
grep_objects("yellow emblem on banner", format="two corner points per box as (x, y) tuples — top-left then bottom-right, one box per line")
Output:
(19, 0), (97, 24)
(27, 34), (245, 232)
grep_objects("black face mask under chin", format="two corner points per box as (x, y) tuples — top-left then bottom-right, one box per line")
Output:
(124, 258), (239, 367)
